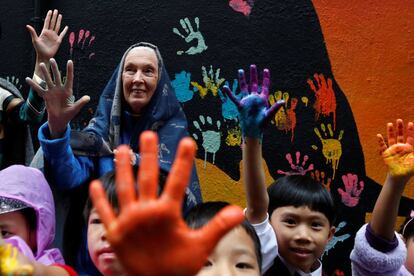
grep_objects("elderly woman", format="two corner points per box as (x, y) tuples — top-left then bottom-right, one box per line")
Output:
(27, 42), (202, 210)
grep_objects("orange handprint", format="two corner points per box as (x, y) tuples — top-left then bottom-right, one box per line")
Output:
(377, 119), (414, 178)
(307, 73), (337, 129)
(313, 123), (344, 179)
(311, 169), (332, 191)
(89, 131), (244, 276)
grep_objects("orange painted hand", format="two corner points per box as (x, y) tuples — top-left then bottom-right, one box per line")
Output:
(89, 131), (244, 276)
(377, 119), (414, 178)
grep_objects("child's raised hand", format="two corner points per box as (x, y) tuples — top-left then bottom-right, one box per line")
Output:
(377, 119), (414, 178)
(89, 131), (244, 276)
(222, 65), (284, 139)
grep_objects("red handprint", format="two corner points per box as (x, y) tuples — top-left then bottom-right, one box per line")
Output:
(307, 73), (337, 129)
(337, 173), (364, 207)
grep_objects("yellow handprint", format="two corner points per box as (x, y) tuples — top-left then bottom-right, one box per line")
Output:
(313, 123), (344, 179)
(225, 126), (242, 146)
(191, 65), (225, 98)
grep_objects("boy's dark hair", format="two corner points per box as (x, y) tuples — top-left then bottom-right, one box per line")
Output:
(185, 201), (262, 272)
(400, 214), (414, 240)
(83, 166), (168, 222)
(267, 175), (336, 225)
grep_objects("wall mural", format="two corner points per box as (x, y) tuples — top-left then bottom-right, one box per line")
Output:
(1, 0), (413, 274)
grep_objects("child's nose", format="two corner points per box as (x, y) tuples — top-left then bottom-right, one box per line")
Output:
(294, 225), (312, 243)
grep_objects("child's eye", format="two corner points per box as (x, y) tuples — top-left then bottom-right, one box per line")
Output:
(236, 262), (254, 269)
(311, 222), (323, 229)
(90, 218), (102, 224)
(1, 230), (13, 238)
(284, 218), (296, 225)
(203, 260), (212, 267)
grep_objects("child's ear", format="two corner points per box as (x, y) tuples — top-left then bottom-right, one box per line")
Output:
(327, 226), (336, 242)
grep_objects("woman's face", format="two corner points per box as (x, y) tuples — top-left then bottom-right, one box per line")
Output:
(122, 47), (159, 114)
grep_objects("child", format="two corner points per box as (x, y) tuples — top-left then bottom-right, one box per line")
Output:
(83, 167), (168, 275)
(0, 9), (68, 169)
(88, 131), (244, 275)
(185, 201), (262, 275)
(222, 65), (336, 275)
(350, 119), (414, 275)
(401, 211), (414, 274)
(0, 165), (76, 275)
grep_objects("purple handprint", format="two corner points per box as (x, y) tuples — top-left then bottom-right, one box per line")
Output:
(277, 151), (314, 176)
(338, 173), (364, 207)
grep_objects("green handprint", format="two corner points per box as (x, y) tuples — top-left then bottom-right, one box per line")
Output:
(173, 17), (208, 56)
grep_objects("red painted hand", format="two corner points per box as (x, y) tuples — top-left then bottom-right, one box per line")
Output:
(377, 119), (414, 178)
(90, 131), (244, 276)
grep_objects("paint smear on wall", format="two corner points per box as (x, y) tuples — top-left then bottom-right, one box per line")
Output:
(229, 0), (255, 16)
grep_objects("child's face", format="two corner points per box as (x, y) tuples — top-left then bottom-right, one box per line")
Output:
(196, 226), (260, 276)
(0, 210), (36, 251)
(405, 236), (414, 274)
(270, 206), (335, 273)
(87, 208), (125, 276)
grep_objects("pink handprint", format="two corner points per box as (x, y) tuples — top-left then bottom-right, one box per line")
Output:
(69, 29), (95, 59)
(337, 173), (364, 207)
(277, 151), (314, 176)
(307, 73), (337, 129)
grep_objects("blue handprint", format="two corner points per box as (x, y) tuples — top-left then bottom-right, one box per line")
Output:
(218, 79), (239, 120)
(171, 70), (194, 103)
(323, 221), (351, 256)
(192, 115), (221, 168)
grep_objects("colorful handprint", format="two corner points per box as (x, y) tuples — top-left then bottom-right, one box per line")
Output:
(269, 91), (298, 142)
(307, 73), (337, 129)
(324, 221), (351, 256)
(337, 173), (364, 207)
(311, 169), (332, 191)
(5, 76), (22, 90)
(228, 0), (255, 16)
(218, 79), (239, 121)
(68, 29), (95, 60)
(313, 123), (344, 179)
(225, 126), (242, 147)
(173, 17), (208, 56)
(171, 70), (194, 103)
(191, 65), (225, 98)
(192, 115), (222, 168)
(277, 151), (314, 176)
